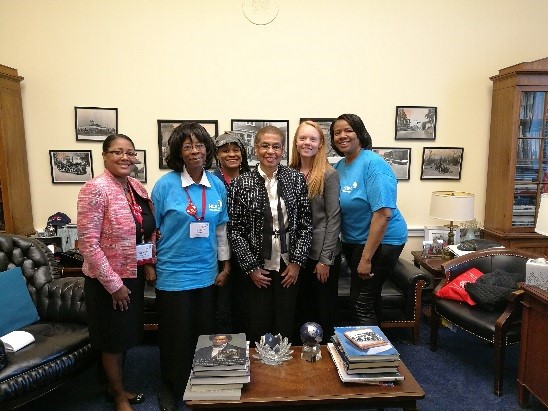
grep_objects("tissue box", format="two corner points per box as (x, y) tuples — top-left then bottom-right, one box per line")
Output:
(525, 258), (548, 291)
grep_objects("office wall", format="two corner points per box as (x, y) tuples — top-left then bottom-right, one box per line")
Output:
(1, 0), (548, 258)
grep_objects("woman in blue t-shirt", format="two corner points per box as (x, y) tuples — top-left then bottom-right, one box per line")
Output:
(151, 123), (230, 410)
(330, 114), (407, 326)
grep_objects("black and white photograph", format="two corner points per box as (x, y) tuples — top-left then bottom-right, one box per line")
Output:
(49, 150), (93, 183)
(231, 119), (289, 166)
(75, 107), (118, 141)
(395, 106), (436, 140)
(129, 149), (147, 183)
(299, 117), (341, 164)
(372, 147), (411, 180)
(420, 147), (464, 180)
(157, 120), (218, 169)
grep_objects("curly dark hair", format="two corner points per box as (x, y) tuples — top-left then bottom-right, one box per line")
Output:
(329, 114), (372, 156)
(165, 122), (215, 171)
(102, 134), (134, 153)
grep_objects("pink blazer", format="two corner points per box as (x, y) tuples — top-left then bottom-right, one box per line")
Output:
(77, 170), (156, 294)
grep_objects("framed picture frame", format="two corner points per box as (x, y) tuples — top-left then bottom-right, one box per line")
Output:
(75, 106), (118, 141)
(49, 150), (94, 183)
(231, 119), (289, 166)
(299, 117), (341, 164)
(372, 147), (411, 180)
(424, 225), (460, 244)
(129, 149), (147, 183)
(157, 120), (219, 169)
(395, 106), (436, 140)
(420, 147), (464, 180)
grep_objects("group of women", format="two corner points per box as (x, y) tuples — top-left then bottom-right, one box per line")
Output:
(77, 114), (407, 411)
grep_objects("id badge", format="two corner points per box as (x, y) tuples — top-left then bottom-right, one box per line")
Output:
(136, 243), (153, 263)
(190, 222), (209, 238)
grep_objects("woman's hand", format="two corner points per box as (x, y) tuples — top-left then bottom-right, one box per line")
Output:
(215, 270), (230, 287)
(250, 268), (271, 288)
(111, 285), (131, 310)
(144, 264), (156, 287)
(315, 262), (330, 283)
(281, 262), (300, 288)
(357, 258), (374, 280)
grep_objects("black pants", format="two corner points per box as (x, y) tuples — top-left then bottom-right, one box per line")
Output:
(156, 286), (215, 394)
(342, 242), (404, 325)
(295, 254), (341, 343)
(245, 259), (299, 345)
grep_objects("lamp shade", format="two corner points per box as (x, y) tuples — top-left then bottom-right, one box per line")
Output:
(429, 191), (475, 222)
(535, 193), (548, 236)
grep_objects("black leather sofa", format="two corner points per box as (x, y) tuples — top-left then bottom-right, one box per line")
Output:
(338, 255), (433, 343)
(0, 234), (97, 409)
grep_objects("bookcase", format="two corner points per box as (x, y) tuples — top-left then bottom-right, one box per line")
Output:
(483, 58), (548, 256)
(0, 64), (34, 234)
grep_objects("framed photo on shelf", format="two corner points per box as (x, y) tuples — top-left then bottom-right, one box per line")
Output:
(49, 150), (93, 183)
(231, 119), (289, 166)
(129, 149), (147, 183)
(372, 147), (411, 180)
(420, 147), (464, 180)
(395, 106), (436, 140)
(299, 117), (341, 164)
(74, 106), (118, 141)
(157, 120), (218, 169)
(424, 225), (460, 245)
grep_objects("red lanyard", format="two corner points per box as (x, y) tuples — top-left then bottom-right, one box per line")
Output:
(185, 185), (206, 221)
(126, 185), (145, 241)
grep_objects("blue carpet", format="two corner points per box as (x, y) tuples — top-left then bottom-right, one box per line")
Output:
(18, 320), (546, 411)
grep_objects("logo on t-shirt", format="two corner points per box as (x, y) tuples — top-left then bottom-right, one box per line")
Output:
(208, 200), (223, 212)
(341, 181), (358, 193)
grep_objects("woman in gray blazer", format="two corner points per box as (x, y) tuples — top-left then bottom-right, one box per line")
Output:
(290, 120), (341, 342)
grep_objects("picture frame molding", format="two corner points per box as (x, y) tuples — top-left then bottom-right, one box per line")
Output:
(131, 149), (147, 183)
(49, 150), (94, 183)
(74, 106), (118, 141)
(420, 146), (464, 180)
(395, 106), (437, 141)
(372, 147), (411, 180)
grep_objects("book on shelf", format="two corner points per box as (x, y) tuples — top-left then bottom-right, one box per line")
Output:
(332, 337), (399, 373)
(343, 328), (389, 350)
(0, 330), (35, 352)
(327, 343), (403, 384)
(333, 326), (399, 362)
(192, 333), (247, 368)
(183, 379), (242, 401)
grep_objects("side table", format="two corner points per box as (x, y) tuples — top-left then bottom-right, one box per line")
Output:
(411, 251), (446, 288)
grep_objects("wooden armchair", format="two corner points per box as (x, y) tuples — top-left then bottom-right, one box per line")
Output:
(429, 248), (542, 396)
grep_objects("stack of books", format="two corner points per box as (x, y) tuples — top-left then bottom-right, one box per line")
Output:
(328, 325), (403, 384)
(183, 333), (250, 401)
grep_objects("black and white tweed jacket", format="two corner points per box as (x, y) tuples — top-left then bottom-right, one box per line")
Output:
(227, 166), (312, 275)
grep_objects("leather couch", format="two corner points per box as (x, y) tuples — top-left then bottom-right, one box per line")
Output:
(0, 234), (97, 409)
(338, 255), (433, 343)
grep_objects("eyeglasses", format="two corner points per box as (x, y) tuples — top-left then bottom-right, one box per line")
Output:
(182, 143), (206, 152)
(256, 143), (283, 151)
(107, 150), (138, 158)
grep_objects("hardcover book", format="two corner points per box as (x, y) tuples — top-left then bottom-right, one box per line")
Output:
(183, 379), (242, 401)
(332, 339), (399, 373)
(333, 326), (399, 362)
(343, 328), (389, 350)
(192, 333), (247, 368)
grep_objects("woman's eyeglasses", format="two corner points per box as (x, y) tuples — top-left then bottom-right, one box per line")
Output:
(107, 150), (138, 158)
(182, 143), (206, 152)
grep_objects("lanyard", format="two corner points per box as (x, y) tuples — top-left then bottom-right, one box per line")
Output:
(185, 185), (206, 221)
(126, 185), (145, 242)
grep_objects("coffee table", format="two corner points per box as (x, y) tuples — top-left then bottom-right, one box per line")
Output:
(186, 346), (424, 410)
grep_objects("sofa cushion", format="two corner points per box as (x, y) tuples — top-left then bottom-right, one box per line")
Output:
(436, 268), (483, 305)
(0, 267), (40, 336)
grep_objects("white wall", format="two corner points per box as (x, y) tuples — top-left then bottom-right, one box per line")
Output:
(1, 0), (548, 260)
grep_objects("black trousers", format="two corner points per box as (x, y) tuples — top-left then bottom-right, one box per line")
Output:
(156, 286), (215, 394)
(295, 254), (341, 343)
(342, 242), (404, 325)
(245, 259), (299, 345)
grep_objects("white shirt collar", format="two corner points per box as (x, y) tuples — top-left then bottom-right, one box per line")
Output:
(181, 167), (211, 188)
(257, 165), (278, 180)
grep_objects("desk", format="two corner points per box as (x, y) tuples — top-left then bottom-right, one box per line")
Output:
(517, 284), (548, 408)
(186, 346), (424, 410)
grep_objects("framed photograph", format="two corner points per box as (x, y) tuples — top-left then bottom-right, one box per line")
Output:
(231, 119), (289, 166)
(299, 117), (341, 164)
(49, 150), (94, 183)
(372, 147), (411, 180)
(425, 226), (460, 244)
(129, 149), (147, 183)
(420, 147), (464, 180)
(395, 106), (436, 140)
(422, 240), (444, 257)
(157, 120), (219, 169)
(75, 107), (118, 141)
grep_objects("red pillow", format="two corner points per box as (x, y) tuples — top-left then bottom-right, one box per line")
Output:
(435, 268), (484, 305)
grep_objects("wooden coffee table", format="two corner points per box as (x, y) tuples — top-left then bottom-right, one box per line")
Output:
(186, 346), (424, 410)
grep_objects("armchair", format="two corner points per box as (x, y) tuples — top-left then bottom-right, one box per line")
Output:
(0, 234), (97, 409)
(429, 248), (542, 396)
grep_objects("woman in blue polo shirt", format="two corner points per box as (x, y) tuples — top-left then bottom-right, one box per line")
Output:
(330, 114), (407, 326)
(152, 122), (230, 410)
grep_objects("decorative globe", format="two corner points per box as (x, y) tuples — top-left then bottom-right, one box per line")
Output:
(300, 322), (323, 346)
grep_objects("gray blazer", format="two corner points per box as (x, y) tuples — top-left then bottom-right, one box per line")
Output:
(308, 167), (341, 265)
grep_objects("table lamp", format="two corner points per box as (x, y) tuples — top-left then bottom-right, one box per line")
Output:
(534, 193), (548, 236)
(429, 191), (475, 245)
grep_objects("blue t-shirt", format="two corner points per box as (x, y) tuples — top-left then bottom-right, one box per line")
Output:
(334, 149), (407, 245)
(152, 170), (229, 291)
